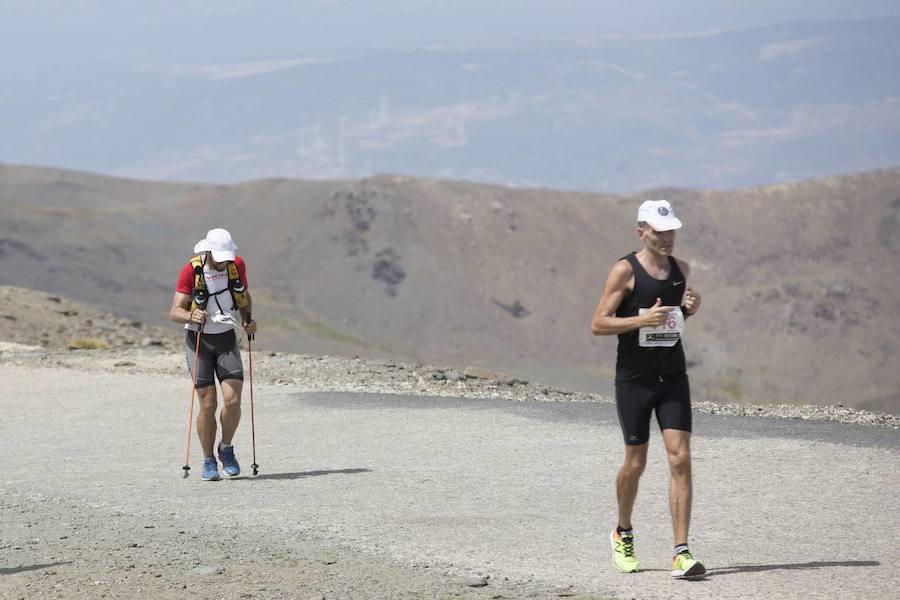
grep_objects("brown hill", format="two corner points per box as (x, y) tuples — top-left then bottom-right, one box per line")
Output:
(0, 286), (179, 351)
(2, 163), (898, 413)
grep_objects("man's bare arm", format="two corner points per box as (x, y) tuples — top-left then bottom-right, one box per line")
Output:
(169, 292), (206, 325)
(591, 261), (672, 335)
(675, 259), (701, 316)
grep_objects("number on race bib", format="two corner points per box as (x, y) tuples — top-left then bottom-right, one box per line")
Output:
(638, 306), (685, 348)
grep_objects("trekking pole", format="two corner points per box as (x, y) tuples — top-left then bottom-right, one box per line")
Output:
(247, 331), (259, 476)
(182, 327), (202, 478)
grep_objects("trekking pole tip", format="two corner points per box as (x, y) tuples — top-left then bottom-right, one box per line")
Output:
(251, 463), (259, 476)
(182, 465), (191, 478)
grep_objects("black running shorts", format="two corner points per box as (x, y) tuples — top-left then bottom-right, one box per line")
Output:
(184, 329), (244, 389)
(615, 373), (691, 445)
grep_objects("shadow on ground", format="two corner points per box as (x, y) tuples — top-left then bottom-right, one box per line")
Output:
(237, 468), (372, 481)
(1, 561), (73, 575)
(709, 560), (879, 576)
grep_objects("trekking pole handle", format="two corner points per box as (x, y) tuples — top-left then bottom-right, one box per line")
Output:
(243, 313), (254, 341)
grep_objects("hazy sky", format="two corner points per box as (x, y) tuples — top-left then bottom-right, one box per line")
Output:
(3, 1), (899, 190)
(3, 1), (900, 69)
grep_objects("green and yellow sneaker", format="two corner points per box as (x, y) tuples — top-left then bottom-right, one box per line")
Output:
(671, 549), (706, 579)
(610, 529), (640, 573)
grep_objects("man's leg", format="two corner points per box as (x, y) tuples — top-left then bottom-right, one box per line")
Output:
(616, 442), (648, 529)
(661, 428), (691, 545)
(196, 385), (218, 458)
(611, 377), (655, 573)
(611, 441), (647, 573)
(219, 378), (243, 445)
(186, 329), (218, 459)
(614, 377), (655, 529)
(662, 427), (705, 578)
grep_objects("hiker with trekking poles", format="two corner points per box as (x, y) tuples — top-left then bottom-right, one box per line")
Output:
(169, 228), (259, 480)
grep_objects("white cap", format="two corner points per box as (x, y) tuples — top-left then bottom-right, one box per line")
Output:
(637, 199), (682, 232)
(194, 228), (237, 262)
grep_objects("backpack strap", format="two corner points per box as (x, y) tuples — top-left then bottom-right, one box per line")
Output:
(189, 254), (208, 311)
(226, 261), (249, 309)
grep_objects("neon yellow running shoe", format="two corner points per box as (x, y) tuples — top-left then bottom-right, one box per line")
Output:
(671, 549), (706, 579)
(610, 529), (640, 573)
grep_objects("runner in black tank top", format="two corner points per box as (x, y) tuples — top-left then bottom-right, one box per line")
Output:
(615, 252), (687, 381)
(590, 200), (707, 580)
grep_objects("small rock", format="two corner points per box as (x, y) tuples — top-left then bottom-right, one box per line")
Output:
(463, 366), (512, 381)
(114, 361), (136, 367)
(445, 369), (465, 382)
(463, 575), (489, 587)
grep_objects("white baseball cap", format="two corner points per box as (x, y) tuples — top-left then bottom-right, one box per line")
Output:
(637, 199), (682, 232)
(194, 228), (237, 262)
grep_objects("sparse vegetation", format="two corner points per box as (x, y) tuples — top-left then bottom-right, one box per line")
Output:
(67, 337), (109, 350)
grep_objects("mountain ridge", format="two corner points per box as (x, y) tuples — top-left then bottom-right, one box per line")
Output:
(2, 163), (898, 413)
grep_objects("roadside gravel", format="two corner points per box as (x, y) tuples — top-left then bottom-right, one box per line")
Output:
(1, 343), (897, 429)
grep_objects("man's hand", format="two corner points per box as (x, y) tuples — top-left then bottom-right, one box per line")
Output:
(243, 319), (257, 336)
(190, 309), (208, 324)
(683, 287), (702, 316)
(642, 297), (675, 327)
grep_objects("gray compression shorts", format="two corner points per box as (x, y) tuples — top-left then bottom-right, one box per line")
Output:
(184, 329), (244, 389)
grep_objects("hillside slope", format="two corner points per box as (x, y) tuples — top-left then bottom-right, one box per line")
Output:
(2, 163), (898, 412)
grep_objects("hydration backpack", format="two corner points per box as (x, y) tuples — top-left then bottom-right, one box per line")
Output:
(189, 254), (249, 312)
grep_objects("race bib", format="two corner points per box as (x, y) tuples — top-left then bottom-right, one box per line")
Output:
(638, 306), (684, 347)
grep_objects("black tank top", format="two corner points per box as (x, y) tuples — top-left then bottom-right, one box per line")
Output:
(615, 253), (687, 381)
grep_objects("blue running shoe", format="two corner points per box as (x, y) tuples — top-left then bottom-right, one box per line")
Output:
(201, 457), (221, 481)
(217, 444), (240, 477)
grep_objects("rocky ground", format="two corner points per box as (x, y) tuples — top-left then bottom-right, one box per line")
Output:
(0, 342), (896, 430)
(0, 286), (180, 351)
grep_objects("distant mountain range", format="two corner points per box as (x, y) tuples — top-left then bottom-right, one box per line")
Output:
(2, 163), (898, 414)
(3, 17), (900, 192)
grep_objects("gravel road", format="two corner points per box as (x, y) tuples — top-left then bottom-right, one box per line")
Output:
(2, 365), (898, 600)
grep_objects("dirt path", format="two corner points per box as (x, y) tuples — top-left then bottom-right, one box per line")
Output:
(2, 366), (898, 599)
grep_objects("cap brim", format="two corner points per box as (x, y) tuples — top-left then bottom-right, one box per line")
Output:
(210, 249), (236, 262)
(645, 217), (682, 232)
